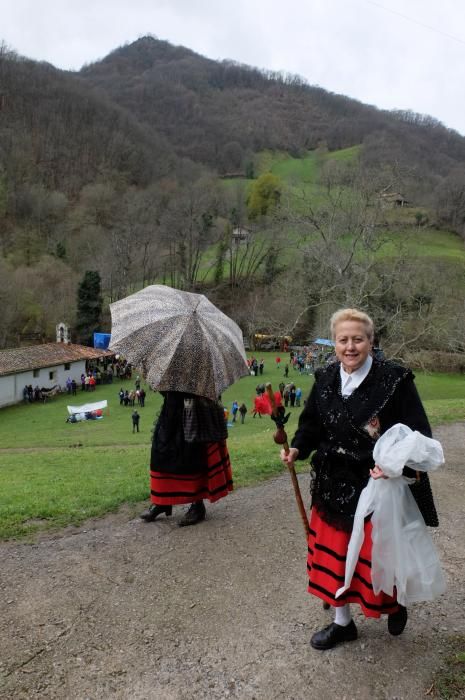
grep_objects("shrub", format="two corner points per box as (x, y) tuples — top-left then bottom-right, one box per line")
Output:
(401, 350), (465, 374)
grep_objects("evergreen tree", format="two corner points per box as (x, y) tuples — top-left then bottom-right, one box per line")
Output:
(75, 271), (103, 345)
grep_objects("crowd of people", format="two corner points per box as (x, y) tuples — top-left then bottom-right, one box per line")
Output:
(226, 358), (306, 423)
(63, 351), (308, 434)
(23, 359), (131, 405)
(289, 346), (334, 373)
(118, 383), (146, 408)
(117, 375), (148, 435)
(246, 356), (265, 376)
(22, 384), (50, 403)
(72, 357), (135, 392)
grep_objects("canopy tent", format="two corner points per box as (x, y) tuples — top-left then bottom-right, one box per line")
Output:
(314, 338), (335, 347)
(67, 400), (108, 415)
(93, 333), (111, 349)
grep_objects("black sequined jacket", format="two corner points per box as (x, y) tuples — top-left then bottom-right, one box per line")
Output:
(291, 359), (439, 532)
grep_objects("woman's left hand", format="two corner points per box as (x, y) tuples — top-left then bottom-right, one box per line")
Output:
(370, 464), (388, 479)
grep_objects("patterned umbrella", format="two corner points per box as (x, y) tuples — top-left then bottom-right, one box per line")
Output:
(109, 285), (250, 400)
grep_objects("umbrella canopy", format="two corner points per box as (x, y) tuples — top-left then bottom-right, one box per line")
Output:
(109, 285), (250, 400)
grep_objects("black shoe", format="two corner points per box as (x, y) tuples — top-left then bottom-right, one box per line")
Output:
(310, 620), (358, 650)
(140, 505), (172, 522)
(388, 605), (408, 636)
(178, 501), (206, 527)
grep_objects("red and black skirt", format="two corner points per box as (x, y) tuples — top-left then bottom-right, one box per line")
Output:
(150, 441), (233, 506)
(307, 507), (399, 618)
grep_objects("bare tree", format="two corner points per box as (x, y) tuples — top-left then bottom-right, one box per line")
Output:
(270, 166), (448, 353)
(159, 177), (223, 290)
(435, 169), (465, 238)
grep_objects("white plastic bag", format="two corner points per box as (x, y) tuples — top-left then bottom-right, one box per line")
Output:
(336, 424), (446, 606)
(373, 423), (444, 477)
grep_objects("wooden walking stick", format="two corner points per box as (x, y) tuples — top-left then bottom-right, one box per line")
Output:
(264, 383), (331, 611)
(265, 383), (310, 538)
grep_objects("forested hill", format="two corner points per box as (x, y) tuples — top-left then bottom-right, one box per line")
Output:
(1, 36), (465, 354)
(2, 35), (465, 191)
(0, 44), (178, 194)
(79, 36), (465, 178)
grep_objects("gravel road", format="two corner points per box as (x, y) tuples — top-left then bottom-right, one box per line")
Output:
(0, 423), (463, 700)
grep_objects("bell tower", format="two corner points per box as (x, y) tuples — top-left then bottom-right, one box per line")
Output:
(56, 322), (71, 344)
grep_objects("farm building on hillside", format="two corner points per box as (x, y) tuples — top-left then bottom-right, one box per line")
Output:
(379, 191), (410, 207)
(232, 227), (251, 242)
(0, 344), (115, 409)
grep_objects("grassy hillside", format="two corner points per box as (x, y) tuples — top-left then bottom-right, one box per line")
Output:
(384, 229), (465, 262)
(266, 146), (362, 182)
(222, 148), (465, 287)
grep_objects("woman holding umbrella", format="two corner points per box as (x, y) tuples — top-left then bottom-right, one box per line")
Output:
(140, 392), (232, 526)
(281, 308), (439, 649)
(109, 285), (250, 527)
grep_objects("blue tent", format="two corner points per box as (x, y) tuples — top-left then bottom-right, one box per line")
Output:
(93, 332), (111, 349)
(314, 338), (335, 347)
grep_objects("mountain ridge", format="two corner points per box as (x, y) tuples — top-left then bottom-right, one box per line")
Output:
(2, 35), (465, 189)
(76, 36), (465, 180)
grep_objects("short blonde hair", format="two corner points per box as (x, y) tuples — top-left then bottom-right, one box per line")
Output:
(330, 308), (374, 342)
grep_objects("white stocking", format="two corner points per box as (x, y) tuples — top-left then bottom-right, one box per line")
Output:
(334, 604), (352, 627)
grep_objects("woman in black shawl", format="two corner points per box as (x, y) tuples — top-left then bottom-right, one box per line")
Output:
(281, 308), (438, 650)
(140, 392), (232, 527)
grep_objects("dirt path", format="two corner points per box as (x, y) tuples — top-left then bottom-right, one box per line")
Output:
(0, 423), (464, 700)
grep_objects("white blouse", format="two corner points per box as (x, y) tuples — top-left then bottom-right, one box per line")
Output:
(340, 355), (373, 396)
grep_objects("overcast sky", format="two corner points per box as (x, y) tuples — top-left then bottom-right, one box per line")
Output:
(4, 0), (465, 135)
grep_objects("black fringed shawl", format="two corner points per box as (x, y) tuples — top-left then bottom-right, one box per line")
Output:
(291, 359), (439, 532)
(151, 392), (227, 475)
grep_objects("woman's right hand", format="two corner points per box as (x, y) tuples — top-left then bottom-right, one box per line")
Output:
(280, 447), (299, 466)
(370, 464), (388, 479)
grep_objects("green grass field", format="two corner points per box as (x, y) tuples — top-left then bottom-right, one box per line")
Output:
(383, 228), (465, 263)
(0, 351), (464, 540)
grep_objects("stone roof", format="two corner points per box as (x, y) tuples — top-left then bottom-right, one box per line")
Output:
(0, 343), (115, 377)
(379, 191), (409, 201)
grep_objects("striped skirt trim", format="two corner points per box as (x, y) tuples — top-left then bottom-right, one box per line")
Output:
(307, 507), (399, 618)
(150, 441), (233, 506)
